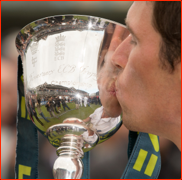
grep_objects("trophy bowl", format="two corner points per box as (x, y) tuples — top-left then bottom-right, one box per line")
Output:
(15, 15), (129, 179)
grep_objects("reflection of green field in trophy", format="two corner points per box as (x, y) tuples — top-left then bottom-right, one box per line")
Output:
(34, 103), (100, 131)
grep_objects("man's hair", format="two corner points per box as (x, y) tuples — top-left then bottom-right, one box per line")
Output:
(152, 1), (181, 72)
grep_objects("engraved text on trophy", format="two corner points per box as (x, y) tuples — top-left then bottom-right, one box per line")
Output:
(55, 34), (66, 61)
(30, 42), (38, 67)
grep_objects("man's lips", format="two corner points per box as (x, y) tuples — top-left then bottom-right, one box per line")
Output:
(109, 90), (116, 96)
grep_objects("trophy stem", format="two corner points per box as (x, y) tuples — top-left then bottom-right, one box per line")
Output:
(53, 135), (84, 179)
(46, 120), (99, 179)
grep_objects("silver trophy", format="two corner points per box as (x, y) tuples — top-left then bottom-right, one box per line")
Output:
(16, 15), (129, 179)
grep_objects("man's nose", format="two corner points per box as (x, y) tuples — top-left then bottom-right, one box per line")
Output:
(111, 35), (131, 69)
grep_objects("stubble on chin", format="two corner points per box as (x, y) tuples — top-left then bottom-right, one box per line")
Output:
(122, 112), (143, 133)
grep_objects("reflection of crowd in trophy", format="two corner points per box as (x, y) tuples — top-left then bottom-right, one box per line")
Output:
(45, 97), (61, 118)
(27, 94), (45, 127)
(16, 15), (107, 53)
(74, 95), (101, 109)
(26, 88), (104, 129)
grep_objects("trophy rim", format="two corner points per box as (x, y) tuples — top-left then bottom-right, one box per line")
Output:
(15, 14), (126, 55)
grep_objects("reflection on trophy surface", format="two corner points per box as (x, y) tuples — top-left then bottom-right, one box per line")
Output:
(16, 15), (129, 179)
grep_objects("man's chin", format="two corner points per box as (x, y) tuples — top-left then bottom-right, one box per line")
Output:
(122, 117), (140, 132)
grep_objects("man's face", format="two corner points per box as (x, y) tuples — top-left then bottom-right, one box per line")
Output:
(97, 51), (122, 117)
(97, 25), (129, 117)
(112, 2), (181, 133)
